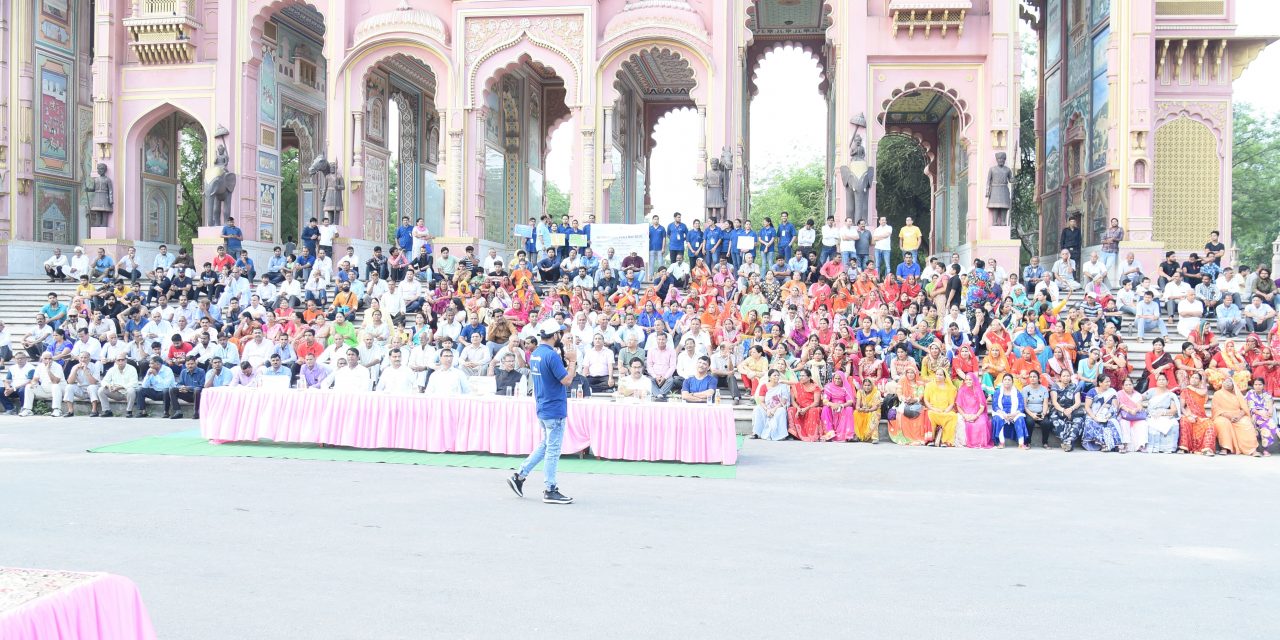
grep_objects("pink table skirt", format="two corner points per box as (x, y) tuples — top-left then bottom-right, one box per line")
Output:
(199, 388), (738, 464)
(0, 568), (156, 640)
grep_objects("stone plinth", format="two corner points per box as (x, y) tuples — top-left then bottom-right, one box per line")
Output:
(192, 226), (226, 268)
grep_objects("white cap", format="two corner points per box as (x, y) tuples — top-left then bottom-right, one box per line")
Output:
(74, 246), (83, 253)
(536, 319), (563, 338)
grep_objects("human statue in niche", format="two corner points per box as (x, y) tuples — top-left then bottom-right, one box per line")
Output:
(986, 151), (1015, 226)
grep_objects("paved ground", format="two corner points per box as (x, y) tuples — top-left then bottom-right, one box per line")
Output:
(2, 416), (1278, 639)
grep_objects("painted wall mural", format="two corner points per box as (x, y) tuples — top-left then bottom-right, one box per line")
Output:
(35, 182), (74, 244)
(258, 181), (278, 242)
(36, 52), (73, 177)
(77, 106), (93, 223)
(366, 154), (388, 212)
(1045, 69), (1062, 192)
(36, 0), (74, 57)
(1086, 173), (1110, 247)
(142, 178), (174, 243)
(1046, 0), (1062, 68)
(257, 151), (280, 176)
(1068, 35), (1089, 97)
(1090, 28), (1110, 172)
(1092, 0), (1111, 26)
(143, 117), (172, 177)
(260, 49), (278, 126)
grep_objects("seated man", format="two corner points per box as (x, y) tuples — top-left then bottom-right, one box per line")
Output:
(21, 352), (66, 417)
(680, 356), (718, 404)
(494, 352), (525, 396)
(424, 349), (470, 396)
(166, 356), (206, 419)
(63, 351), (102, 417)
(44, 248), (69, 282)
(614, 358), (651, 401)
(1244, 294), (1277, 333)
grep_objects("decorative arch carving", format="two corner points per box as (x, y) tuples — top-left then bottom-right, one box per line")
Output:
(468, 17), (584, 107)
(388, 91), (417, 222)
(1153, 117), (1222, 251)
(744, 1), (837, 45)
(880, 129), (938, 187)
(248, 0), (327, 64)
(1153, 101), (1228, 157)
(876, 81), (973, 130)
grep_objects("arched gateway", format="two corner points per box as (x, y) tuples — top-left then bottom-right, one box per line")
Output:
(0, 1), (1269, 274)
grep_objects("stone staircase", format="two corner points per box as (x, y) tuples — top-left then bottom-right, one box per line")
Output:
(0, 277), (82, 338)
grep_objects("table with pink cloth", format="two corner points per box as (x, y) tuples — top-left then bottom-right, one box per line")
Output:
(0, 568), (156, 640)
(199, 388), (739, 464)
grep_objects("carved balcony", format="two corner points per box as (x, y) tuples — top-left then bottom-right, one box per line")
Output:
(889, 0), (971, 39)
(122, 0), (202, 65)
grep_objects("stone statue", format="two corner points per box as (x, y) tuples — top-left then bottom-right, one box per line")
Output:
(705, 146), (733, 219)
(986, 151), (1015, 226)
(84, 163), (114, 228)
(839, 134), (874, 222)
(310, 155), (345, 222)
(203, 142), (237, 226)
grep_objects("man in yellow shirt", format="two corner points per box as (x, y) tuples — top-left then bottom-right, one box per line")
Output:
(898, 216), (922, 263)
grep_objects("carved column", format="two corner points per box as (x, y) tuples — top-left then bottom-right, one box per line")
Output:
(448, 109), (464, 236)
(0, 0), (10, 201)
(92, 0), (115, 160)
(471, 108), (486, 238)
(696, 105), (708, 181)
(581, 126), (596, 219)
(351, 111), (365, 186)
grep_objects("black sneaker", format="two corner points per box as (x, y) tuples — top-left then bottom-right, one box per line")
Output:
(542, 487), (573, 505)
(100, 410), (114, 418)
(506, 473), (525, 498)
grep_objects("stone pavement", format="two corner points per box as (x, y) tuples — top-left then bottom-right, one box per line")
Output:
(2, 416), (1277, 639)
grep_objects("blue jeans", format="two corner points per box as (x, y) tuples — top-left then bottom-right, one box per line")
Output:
(842, 251), (857, 267)
(763, 250), (776, 267)
(648, 250), (664, 272)
(875, 249), (891, 273)
(780, 245), (793, 261)
(820, 246), (836, 264)
(856, 252), (870, 270)
(519, 417), (566, 490)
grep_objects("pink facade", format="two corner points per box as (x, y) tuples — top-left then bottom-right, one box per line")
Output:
(0, 1), (1270, 275)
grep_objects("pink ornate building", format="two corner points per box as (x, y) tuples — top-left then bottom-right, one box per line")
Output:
(0, 1), (1270, 274)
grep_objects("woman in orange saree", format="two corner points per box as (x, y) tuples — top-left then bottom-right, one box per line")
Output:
(1047, 321), (1077, 363)
(1245, 334), (1280, 395)
(1178, 372), (1218, 456)
(1007, 346), (1041, 388)
(788, 369), (826, 442)
(1210, 377), (1261, 456)
(981, 344), (1010, 385)
(889, 368), (933, 445)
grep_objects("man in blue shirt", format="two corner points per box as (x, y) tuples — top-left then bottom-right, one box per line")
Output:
(680, 356), (718, 403)
(895, 253), (922, 279)
(395, 216), (414, 255)
(557, 215), (573, 259)
(582, 214), (595, 249)
(777, 212), (797, 262)
(131, 356), (175, 418)
(579, 247), (600, 275)
(508, 319), (577, 504)
(521, 217), (538, 257)
(758, 218), (778, 266)
(787, 253), (809, 275)
(705, 220), (723, 265)
(300, 218), (320, 255)
(166, 356), (206, 419)
(647, 215), (667, 271)
(265, 246), (288, 284)
(666, 212), (688, 264)
(222, 217), (244, 255)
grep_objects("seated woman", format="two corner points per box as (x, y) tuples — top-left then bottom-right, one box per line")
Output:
(990, 373), (1029, 449)
(955, 372), (992, 449)
(1082, 375), (1124, 452)
(851, 377), (882, 443)
(1178, 372), (1218, 456)
(820, 371), (856, 441)
(751, 369), (791, 441)
(1207, 341), (1252, 392)
(1050, 369), (1086, 452)
(1210, 377), (1261, 457)
(889, 368), (933, 446)
(923, 370), (959, 447)
(1116, 378), (1149, 453)
(1143, 374), (1182, 453)
(787, 369), (826, 442)
(1245, 378), (1277, 456)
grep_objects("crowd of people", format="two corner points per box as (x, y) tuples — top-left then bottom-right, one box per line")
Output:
(4, 211), (1278, 459)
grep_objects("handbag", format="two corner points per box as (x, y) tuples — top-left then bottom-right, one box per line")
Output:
(1119, 409), (1148, 421)
(902, 401), (924, 419)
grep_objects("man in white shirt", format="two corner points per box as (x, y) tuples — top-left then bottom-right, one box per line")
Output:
(312, 249), (334, 283)
(872, 217), (893, 274)
(482, 248), (504, 275)
(322, 348), (371, 392)
(153, 244), (176, 276)
(63, 351), (102, 416)
(317, 218), (339, 256)
(458, 332), (491, 376)
(44, 248), (69, 282)
(838, 217), (859, 266)
(819, 216), (839, 264)
(1081, 251), (1108, 285)
(797, 220), (817, 258)
(1216, 266), (1245, 306)
(614, 358), (651, 401)
(375, 349), (417, 394)
(424, 349), (470, 396)
(240, 328), (275, 369)
(407, 338), (439, 390)
(335, 246), (360, 273)
(1052, 249), (1080, 291)
(1245, 294), (1277, 333)
(579, 333), (614, 392)
(1160, 272), (1193, 319)
(21, 352), (66, 417)
(684, 322), (712, 357)
(668, 255), (691, 288)
(67, 246), (90, 281)
(674, 339), (699, 388)
(2, 351), (38, 415)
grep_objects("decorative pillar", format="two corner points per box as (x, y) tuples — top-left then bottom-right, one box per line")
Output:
(580, 107), (596, 220)
(350, 111), (365, 186)
(1118, 0), (1162, 274)
(472, 108), (487, 239)
(448, 108), (464, 236)
(92, 0), (116, 161)
(696, 105), (707, 182)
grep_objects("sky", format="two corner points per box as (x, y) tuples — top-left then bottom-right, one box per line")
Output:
(540, 6), (1280, 221)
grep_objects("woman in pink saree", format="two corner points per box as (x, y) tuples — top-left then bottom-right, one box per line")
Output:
(956, 372), (993, 448)
(821, 371), (857, 441)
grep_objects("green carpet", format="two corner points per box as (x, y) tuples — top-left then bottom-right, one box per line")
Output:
(88, 430), (739, 479)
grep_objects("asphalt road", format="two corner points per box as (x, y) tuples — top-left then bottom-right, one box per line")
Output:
(2, 416), (1277, 639)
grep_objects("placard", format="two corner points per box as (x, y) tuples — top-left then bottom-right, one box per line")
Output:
(550, 232), (568, 247)
(736, 236), (756, 251)
(568, 234), (589, 248)
(513, 224), (534, 238)
(588, 224), (648, 264)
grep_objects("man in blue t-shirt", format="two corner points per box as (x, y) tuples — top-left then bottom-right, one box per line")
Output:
(666, 212), (688, 264)
(508, 320), (578, 504)
(680, 356), (718, 403)
(777, 212), (797, 262)
(895, 252), (922, 279)
(647, 215), (667, 272)
(221, 217), (244, 255)
(395, 216), (414, 254)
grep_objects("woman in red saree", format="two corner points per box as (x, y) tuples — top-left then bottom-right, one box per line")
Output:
(1100, 334), (1131, 390)
(1246, 334), (1280, 395)
(820, 371), (857, 441)
(901, 274), (922, 301)
(952, 344), (981, 380)
(788, 369), (826, 442)
(856, 343), (888, 390)
(984, 321), (1013, 356)
(808, 279), (833, 314)
(1178, 372), (1218, 456)
(1007, 346), (1041, 388)
(1209, 341), (1252, 391)
(1145, 338), (1177, 390)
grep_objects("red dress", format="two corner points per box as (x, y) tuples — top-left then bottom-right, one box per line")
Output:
(787, 382), (826, 442)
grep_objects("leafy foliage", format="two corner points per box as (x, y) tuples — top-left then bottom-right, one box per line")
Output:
(546, 181), (571, 218)
(748, 161), (825, 232)
(385, 158), (399, 244)
(1011, 87), (1039, 262)
(279, 147), (299, 244)
(874, 135), (931, 259)
(1232, 103), (1280, 269)
(176, 125), (206, 253)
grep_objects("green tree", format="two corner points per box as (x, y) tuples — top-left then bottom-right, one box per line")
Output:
(546, 181), (571, 218)
(385, 158), (399, 244)
(279, 148), (299, 244)
(1011, 87), (1039, 262)
(176, 125), (206, 253)
(1232, 103), (1280, 269)
(874, 135), (931, 260)
(749, 161), (825, 235)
